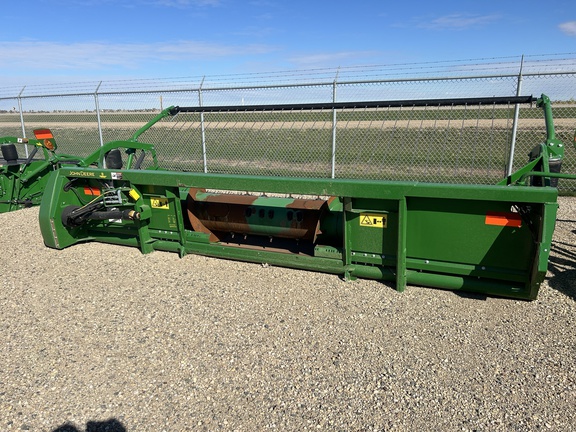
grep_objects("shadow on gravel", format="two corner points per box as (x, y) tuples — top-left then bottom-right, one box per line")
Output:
(547, 241), (576, 301)
(52, 418), (126, 432)
(555, 219), (576, 236)
(453, 291), (488, 301)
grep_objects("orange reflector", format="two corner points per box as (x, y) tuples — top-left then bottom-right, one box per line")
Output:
(43, 139), (56, 151)
(34, 129), (54, 139)
(485, 211), (522, 227)
(84, 186), (101, 196)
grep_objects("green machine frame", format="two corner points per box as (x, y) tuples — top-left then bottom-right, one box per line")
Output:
(1, 128), (160, 213)
(1, 129), (81, 212)
(38, 94), (575, 300)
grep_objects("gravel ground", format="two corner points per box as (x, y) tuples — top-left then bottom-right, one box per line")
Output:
(1, 198), (575, 432)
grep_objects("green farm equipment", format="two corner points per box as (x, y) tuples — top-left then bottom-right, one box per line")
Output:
(0, 125), (161, 213)
(38, 94), (575, 300)
(0, 129), (82, 212)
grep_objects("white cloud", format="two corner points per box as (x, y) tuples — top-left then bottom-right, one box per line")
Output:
(0, 40), (275, 70)
(289, 51), (382, 67)
(559, 21), (576, 36)
(417, 13), (500, 30)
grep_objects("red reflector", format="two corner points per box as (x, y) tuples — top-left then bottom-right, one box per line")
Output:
(34, 129), (54, 139)
(83, 186), (101, 196)
(485, 211), (522, 227)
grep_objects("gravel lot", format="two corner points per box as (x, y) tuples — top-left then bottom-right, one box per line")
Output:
(1, 198), (575, 431)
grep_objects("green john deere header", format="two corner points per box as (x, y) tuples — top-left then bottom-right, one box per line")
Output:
(38, 94), (576, 300)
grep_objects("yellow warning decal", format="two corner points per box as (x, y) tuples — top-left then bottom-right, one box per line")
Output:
(150, 196), (170, 209)
(360, 213), (388, 228)
(128, 189), (141, 201)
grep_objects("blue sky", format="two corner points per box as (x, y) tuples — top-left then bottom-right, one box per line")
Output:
(1, 0), (575, 86)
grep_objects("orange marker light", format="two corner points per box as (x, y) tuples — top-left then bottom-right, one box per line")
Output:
(485, 211), (522, 227)
(33, 129), (54, 140)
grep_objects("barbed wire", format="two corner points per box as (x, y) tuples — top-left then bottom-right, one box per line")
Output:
(1, 53), (576, 98)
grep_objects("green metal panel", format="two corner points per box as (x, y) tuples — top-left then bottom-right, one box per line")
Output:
(406, 197), (534, 271)
(347, 198), (398, 257)
(0, 158), (57, 212)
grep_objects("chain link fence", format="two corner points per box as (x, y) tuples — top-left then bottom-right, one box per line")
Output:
(1, 56), (575, 192)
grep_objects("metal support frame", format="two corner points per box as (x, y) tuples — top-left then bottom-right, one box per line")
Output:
(507, 55), (525, 176)
(17, 86), (28, 157)
(94, 81), (105, 150)
(170, 96), (537, 114)
(198, 76), (208, 173)
(331, 69), (340, 178)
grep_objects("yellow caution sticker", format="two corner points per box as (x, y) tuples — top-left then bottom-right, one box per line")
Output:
(360, 213), (387, 228)
(128, 189), (141, 201)
(150, 196), (169, 209)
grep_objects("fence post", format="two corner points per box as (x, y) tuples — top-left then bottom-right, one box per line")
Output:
(331, 69), (340, 179)
(506, 55), (524, 176)
(17, 86), (29, 157)
(94, 81), (105, 149)
(198, 76), (208, 173)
